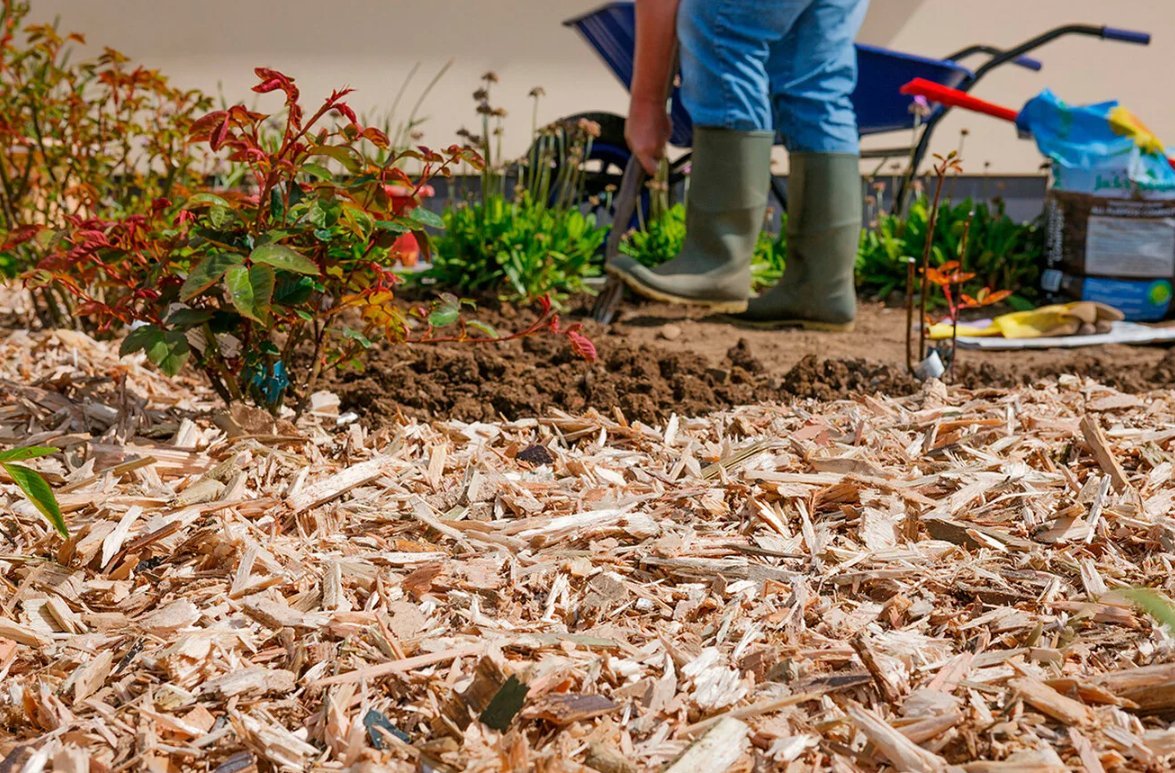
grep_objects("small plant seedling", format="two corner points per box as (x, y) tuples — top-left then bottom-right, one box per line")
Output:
(905, 152), (1012, 380)
(0, 445), (65, 537)
(1124, 588), (1175, 635)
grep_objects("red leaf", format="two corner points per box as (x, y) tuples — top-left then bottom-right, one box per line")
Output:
(210, 112), (232, 151)
(362, 126), (390, 148)
(1, 224), (40, 251)
(566, 329), (597, 362)
(964, 288), (1011, 307)
(188, 110), (227, 141)
(254, 78), (284, 94)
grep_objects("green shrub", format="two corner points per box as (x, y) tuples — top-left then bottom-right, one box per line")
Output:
(857, 196), (1042, 304)
(424, 77), (609, 302)
(43, 69), (596, 413)
(431, 194), (606, 300)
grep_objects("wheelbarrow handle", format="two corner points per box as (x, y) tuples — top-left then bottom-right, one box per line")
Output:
(1012, 55), (1044, 72)
(902, 76), (1175, 171)
(900, 78), (1018, 123)
(1101, 27), (1151, 45)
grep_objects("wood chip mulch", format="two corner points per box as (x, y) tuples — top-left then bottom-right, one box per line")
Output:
(3, 329), (1175, 772)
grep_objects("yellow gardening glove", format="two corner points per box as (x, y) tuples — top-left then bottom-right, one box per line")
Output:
(994, 302), (1123, 338)
(927, 302), (1124, 340)
(927, 320), (999, 339)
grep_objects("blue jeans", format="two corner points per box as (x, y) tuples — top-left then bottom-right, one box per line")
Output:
(678, 0), (869, 153)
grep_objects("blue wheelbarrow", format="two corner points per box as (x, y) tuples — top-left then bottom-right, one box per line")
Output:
(561, 2), (1150, 215)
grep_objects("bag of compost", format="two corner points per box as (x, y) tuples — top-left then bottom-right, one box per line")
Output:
(1041, 191), (1175, 321)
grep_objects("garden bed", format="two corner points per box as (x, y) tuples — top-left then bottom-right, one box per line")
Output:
(4, 329), (1175, 770)
(334, 299), (1175, 427)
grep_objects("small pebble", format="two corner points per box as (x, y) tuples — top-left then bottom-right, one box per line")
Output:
(659, 324), (682, 341)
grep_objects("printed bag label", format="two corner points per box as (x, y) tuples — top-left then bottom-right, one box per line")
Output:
(1085, 215), (1175, 278)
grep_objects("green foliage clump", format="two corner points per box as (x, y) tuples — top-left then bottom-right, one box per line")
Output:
(857, 196), (1042, 305)
(432, 194), (606, 300)
(425, 77), (609, 302)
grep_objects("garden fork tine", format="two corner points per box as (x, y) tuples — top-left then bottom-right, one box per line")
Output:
(592, 155), (646, 324)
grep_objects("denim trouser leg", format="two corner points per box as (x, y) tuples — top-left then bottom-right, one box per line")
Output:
(678, 0), (868, 152)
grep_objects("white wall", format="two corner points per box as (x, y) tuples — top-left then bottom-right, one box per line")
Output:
(25, 0), (1175, 174)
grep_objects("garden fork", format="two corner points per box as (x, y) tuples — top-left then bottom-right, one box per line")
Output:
(592, 155), (646, 324)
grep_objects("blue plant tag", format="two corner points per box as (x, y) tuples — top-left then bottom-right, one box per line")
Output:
(249, 359), (289, 408)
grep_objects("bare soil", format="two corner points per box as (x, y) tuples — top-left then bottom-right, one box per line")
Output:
(334, 299), (1175, 426)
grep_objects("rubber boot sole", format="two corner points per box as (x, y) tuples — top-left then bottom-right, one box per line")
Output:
(605, 265), (749, 314)
(721, 315), (856, 333)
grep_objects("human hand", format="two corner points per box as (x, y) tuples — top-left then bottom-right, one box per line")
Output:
(626, 97), (670, 175)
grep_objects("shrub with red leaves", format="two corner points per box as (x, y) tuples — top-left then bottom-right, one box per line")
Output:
(41, 67), (594, 412)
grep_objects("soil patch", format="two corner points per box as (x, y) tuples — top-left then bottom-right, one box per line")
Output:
(334, 333), (785, 425)
(334, 298), (1175, 427)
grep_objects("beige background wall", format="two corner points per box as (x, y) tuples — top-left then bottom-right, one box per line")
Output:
(27, 0), (1175, 174)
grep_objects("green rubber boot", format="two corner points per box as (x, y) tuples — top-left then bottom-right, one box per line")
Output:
(732, 153), (862, 331)
(605, 127), (773, 313)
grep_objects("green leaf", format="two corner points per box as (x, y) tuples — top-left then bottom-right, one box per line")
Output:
(428, 300), (460, 329)
(1125, 588), (1175, 633)
(225, 264), (275, 323)
(307, 201), (332, 229)
(0, 446), (57, 463)
(123, 325), (191, 376)
(309, 144), (363, 173)
(165, 308), (215, 328)
(301, 163), (333, 181)
(466, 320), (498, 339)
(374, 219), (410, 234)
(343, 327), (374, 348)
(184, 192), (231, 210)
(270, 188), (285, 223)
(274, 275), (315, 307)
(3, 462), (66, 538)
(209, 206), (230, 229)
(250, 244), (319, 275)
(255, 230), (291, 246)
(408, 206), (445, 230)
(120, 324), (162, 357)
(1007, 294), (1035, 312)
(181, 252), (244, 301)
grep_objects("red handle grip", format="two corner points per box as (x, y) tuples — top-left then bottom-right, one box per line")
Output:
(900, 78), (1019, 122)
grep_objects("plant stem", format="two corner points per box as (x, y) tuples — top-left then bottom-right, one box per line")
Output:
(917, 168), (949, 365)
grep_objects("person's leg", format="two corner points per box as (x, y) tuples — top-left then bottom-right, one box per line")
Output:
(771, 0), (867, 155)
(606, 0), (806, 312)
(734, 0), (868, 330)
